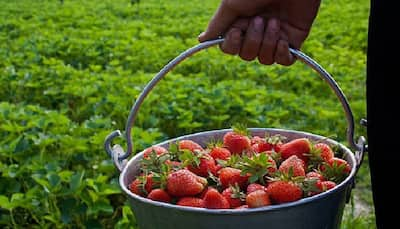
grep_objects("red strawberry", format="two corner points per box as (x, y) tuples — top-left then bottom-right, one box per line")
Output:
(221, 186), (245, 208)
(203, 188), (230, 209)
(218, 167), (249, 189)
(265, 155), (278, 174)
(279, 155), (306, 177)
(179, 140), (204, 152)
(251, 136), (273, 153)
(187, 154), (217, 177)
(251, 136), (265, 145)
(309, 180), (337, 196)
(313, 143), (334, 162)
(246, 183), (267, 194)
(147, 189), (171, 203)
(317, 180), (336, 192)
(143, 145), (168, 158)
(223, 131), (251, 155)
(306, 171), (325, 181)
(267, 181), (303, 204)
(251, 135), (285, 153)
(279, 138), (311, 162)
(320, 157), (351, 183)
(326, 157), (351, 174)
(129, 174), (157, 197)
(166, 169), (207, 197)
(197, 186), (214, 199)
(273, 143), (283, 153)
(177, 197), (205, 208)
(246, 190), (271, 208)
(209, 146), (232, 161)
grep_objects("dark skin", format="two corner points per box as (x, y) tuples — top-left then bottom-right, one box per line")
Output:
(198, 0), (321, 66)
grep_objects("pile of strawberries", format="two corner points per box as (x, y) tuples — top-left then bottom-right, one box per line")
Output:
(128, 126), (351, 209)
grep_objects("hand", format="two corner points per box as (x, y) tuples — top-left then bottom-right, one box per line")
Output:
(198, 0), (321, 66)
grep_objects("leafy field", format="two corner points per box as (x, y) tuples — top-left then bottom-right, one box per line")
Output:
(0, 0), (373, 228)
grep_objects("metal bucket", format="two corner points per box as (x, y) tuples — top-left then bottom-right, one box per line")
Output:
(104, 38), (367, 229)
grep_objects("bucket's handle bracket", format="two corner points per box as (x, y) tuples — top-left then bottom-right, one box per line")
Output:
(104, 130), (127, 171)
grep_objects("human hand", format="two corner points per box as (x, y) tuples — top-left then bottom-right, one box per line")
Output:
(198, 0), (321, 66)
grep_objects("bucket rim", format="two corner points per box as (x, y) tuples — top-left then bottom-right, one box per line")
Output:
(119, 128), (356, 214)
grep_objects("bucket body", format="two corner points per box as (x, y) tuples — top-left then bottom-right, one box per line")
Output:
(119, 128), (356, 229)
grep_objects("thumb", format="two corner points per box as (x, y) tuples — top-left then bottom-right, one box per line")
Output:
(198, 4), (238, 42)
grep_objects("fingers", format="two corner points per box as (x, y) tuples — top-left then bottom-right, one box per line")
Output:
(258, 18), (280, 65)
(220, 19), (249, 55)
(204, 15), (296, 66)
(239, 16), (265, 61)
(274, 33), (295, 66)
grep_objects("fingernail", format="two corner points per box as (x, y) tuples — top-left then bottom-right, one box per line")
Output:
(198, 32), (206, 41)
(268, 18), (279, 29)
(254, 16), (264, 27)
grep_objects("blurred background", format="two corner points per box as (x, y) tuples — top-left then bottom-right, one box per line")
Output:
(0, 0), (373, 228)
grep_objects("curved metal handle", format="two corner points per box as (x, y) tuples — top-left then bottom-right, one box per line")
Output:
(105, 38), (367, 171)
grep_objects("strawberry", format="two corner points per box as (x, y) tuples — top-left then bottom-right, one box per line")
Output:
(179, 140), (204, 152)
(313, 143), (334, 162)
(129, 174), (157, 197)
(308, 142), (335, 166)
(267, 180), (303, 204)
(187, 153), (217, 177)
(221, 185), (246, 208)
(147, 189), (171, 203)
(246, 183), (267, 194)
(306, 171), (325, 181)
(218, 167), (249, 189)
(209, 146), (232, 161)
(251, 135), (285, 153)
(143, 145), (168, 158)
(197, 186), (214, 199)
(166, 169), (207, 197)
(237, 153), (276, 185)
(307, 180), (337, 196)
(273, 143), (283, 153)
(316, 180), (336, 192)
(251, 140), (273, 154)
(246, 190), (271, 208)
(279, 138), (311, 162)
(177, 197), (205, 208)
(223, 127), (251, 155)
(326, 157), (351, 174)
(320, 157), (351, 183)
(203, 188), (230, 209)
(279, 155), (306, 177)
(251, 136), (265, 145)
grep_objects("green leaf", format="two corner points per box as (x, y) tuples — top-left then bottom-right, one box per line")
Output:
(14, 136), (30, 153)
(32, 174), (50, 193)
(0, 195), (11, 210)
(69, 171), (85, 192)
(47, 173), (61, 189)
(88, 200), (114, 215)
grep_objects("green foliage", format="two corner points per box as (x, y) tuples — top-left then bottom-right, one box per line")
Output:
(0, 0), (372, 228)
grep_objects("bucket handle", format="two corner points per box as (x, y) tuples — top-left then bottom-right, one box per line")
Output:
(104, 38), (367, 173)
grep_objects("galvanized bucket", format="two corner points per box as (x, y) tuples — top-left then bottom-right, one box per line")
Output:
(104, 38), (367, 229)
